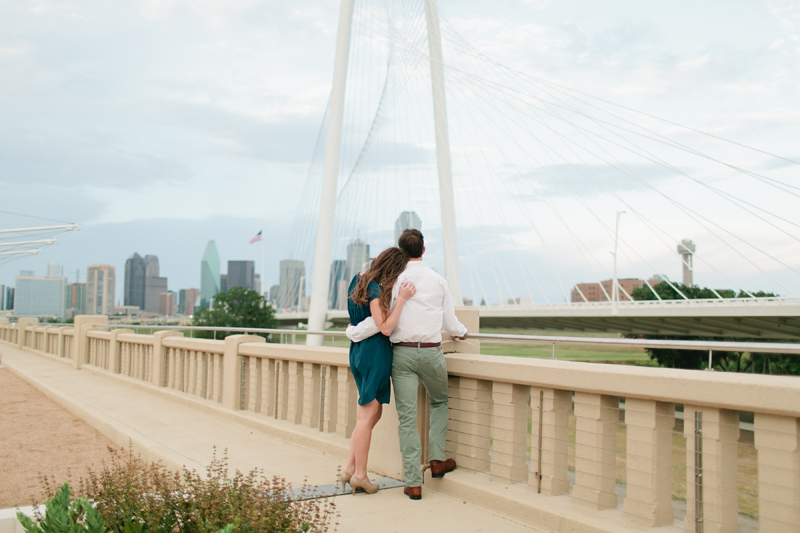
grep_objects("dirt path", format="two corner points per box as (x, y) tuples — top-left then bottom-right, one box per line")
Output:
(0, 366), (117, 508)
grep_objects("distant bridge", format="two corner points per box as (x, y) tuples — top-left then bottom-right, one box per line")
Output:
(276, 297), (800, 339)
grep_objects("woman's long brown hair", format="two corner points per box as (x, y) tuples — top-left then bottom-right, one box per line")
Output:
(350, 247), (409, 315)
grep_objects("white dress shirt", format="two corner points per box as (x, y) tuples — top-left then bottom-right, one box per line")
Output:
(346, 260), (467, 343)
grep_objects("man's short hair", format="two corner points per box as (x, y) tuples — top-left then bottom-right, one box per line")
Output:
(398, 229), (424, 258)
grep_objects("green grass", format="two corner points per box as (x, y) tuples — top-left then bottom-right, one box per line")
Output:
(478, 328), (652, 363)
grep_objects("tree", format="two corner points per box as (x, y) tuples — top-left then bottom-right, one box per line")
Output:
(192, 286), (277, 340)
(627, 282), (796, 374)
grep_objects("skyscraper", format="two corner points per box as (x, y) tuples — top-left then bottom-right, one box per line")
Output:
(5, 287), (14, 311)
(158, 292), (175, 316)
(394, 211), (422, 243)
(86, 265), (115, 315)
(67, 282), (87, 315)
(345, 238), (370, 285)
(145, 276), (168, 313)
(199, 240), (220, 309)
(46, 261), (63, 278)
(13, 275), (67, 318)
(124, 253), (146, 309)
(227, 261), (255, 291)
(277, 260), (305, 309)
(329, 259), (347, 310)
(178, 288), (200, 316)
(145, 255), (160, 277)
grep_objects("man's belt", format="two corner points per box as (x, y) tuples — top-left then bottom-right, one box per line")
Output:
(393, 342), (441, 348)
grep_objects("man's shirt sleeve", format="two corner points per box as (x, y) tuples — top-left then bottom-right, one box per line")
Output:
(346, 316), (381, 342)
(441, 277), (468, 337)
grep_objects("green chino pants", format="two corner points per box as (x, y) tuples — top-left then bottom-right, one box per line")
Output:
(391, 345), (449, 488)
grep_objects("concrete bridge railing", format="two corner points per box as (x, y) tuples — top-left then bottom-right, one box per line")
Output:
(1, 315), (799, 532)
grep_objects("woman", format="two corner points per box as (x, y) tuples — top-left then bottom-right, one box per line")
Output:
(340, 247), (416, 495)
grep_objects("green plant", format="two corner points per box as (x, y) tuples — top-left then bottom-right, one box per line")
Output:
(36, 446), (336, 533)
(17, 482), (108, 533)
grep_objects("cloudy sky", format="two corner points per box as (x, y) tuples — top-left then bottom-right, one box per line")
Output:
(1, 0), (798, 305)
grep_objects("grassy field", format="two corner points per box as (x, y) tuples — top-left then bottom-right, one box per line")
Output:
(119, 326), (654, 364)
(477, 328), (653, 364)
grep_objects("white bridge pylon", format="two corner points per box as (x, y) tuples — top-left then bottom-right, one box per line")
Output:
(306, 0), (461, 346)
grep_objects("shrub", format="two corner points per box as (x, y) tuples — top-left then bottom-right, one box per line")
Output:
(18, 482), (107, 533)
(32, 446), (336, 533)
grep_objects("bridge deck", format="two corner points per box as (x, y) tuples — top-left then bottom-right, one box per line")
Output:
(0, 344), (545, 533)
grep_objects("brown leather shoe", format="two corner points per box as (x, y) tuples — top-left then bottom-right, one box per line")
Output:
(404, 486), (422, 500)
(430, 458), (456, 478)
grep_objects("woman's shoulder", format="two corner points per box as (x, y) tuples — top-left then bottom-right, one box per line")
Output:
(367, 280), (381, 299)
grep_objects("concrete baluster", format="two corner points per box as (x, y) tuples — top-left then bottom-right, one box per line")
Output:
(261, 359), (276, 416)
(322, 365), (339, 433)
(212, 353), (223, 403)
(450, 377), (491, 472)
(683, 406), (739, 532)
(573, 393), (619, 510)
(16, 318), (37, 350)
(754, 413), (800, 532)
(151, 331), (182, 387)
(108, 329), (131, 374)
(221, 335), (265, 411)
(286, 361), (304, 424)
(336, 368), (357, 438)
(278, 360), (290, 420)
(248, 356), (262, 413)
(536, 388), (571, 496)
(302, 363), (321, 428)
(72, 316), (107, 370)
(623, 398), (674, 527)
(490, 382), (529, 483)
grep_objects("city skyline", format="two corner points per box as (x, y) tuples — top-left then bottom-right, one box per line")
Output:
(1, 1), (797, 305)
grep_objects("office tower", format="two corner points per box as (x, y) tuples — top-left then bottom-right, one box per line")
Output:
(220, 274), (228, 293)
(199, 240), (220, 309)
(13, 275), (67, 318)
(345, 238), (370, 285)
(227, 261), (255, 291)
(269, 284), (279, 305)
(6, 287), (14, 311)
(67, 282), (87, 315)
(145, 276), (168, 313)
(0, 284), (4, 310)
(329, 259), (347, 310)
(145, 255), (160, 277)
(677, 239), (696, 286)
(86, 265), (115, 315)
(277, 260), (305, 309)
(178, 288), (200, 316)
(394, 211), (422, 243)
(158, 292), (175, 316)
(46, 262), (63, 278)
(254, 274), (261, 295)
(124, 253), (146, 308)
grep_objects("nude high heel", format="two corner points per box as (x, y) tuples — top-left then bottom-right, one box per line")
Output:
(338, 471), (352, 491)
(349, 475), (379, 495)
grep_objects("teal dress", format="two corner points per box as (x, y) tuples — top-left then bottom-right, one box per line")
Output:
(348, 275), (393, 405)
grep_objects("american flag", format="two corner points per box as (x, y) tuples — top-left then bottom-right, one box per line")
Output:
(250, 230), (262, 244)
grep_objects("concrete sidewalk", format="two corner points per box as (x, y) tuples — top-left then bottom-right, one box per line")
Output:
(0, 345), (547, 532)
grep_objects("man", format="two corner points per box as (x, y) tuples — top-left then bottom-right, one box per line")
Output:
(346, 229), (467, 500)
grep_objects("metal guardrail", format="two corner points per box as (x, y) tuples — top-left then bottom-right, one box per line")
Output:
(479, 296), (800, 310)
(38, 322), (800, 356)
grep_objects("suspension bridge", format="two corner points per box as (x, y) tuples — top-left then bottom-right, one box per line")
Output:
(268, 0), (800, 341)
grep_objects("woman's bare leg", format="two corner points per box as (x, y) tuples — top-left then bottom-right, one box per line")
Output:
(351, 400), (382, 480)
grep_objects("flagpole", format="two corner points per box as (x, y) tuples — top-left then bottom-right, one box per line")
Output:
(261, 235), (265, 300)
